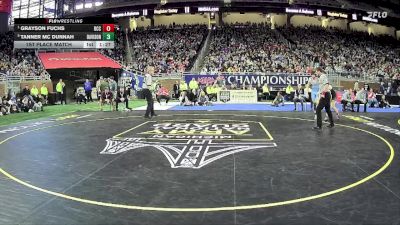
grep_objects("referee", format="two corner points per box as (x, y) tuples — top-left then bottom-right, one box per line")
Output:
(143, 66), (157, 119)
(313, 82), (334, 130)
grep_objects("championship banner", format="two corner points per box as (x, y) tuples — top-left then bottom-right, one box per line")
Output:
(0, 0), (12, 13)
(184, 74), (311, 87)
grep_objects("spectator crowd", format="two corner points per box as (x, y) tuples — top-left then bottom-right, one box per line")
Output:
(99, 29), (126, 66)
(1, 22), (399, 116)
(0, 84), (46, 116)
(202, 23), (298, 74)
(198, 23), (399, 83)
(2, 23), (399, 81)
(126, 25), (208, 74)
(279, 26), (400, 81)
(0, 32), (47, 78)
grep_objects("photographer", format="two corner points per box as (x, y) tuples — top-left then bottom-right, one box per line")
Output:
(156, 85), (171, 105)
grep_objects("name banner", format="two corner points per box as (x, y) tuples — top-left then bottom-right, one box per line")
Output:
(218, 90), (258, 103)
(285, 8), (314, 15)
(184, 74), (311, 87)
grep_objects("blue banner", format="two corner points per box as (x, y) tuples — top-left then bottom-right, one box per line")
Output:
(121, 70), (144, 89)
(184, 74), (311, 87)
(44, 7), (56, 13)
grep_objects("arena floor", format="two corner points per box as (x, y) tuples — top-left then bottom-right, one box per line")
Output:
(0, 110), (399, 225)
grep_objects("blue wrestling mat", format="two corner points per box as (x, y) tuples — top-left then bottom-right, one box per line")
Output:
(170, 103), (400, 112)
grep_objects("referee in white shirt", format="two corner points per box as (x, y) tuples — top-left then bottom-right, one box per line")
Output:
(143, 66), (156, 118)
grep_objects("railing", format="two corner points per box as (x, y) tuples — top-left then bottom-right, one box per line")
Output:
(124, 30), (133, 65)
(327, 70), (379, 83)
(187, 71), (309, 76)
(0, 73), (6, 82)
(2, 75), (51, 81)
(119, 64), (383, 84)
(124, 68), (184, 79)
(273, 29), (291, 48)
(191, 29), (212, 73)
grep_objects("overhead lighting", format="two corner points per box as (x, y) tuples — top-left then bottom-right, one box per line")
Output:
(95, 2), (103, 7)
(76, 4), (84, 10)
(85, 3), (93, 8)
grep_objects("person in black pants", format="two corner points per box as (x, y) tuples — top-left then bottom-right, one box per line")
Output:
(84, 79), (93, 102)
(143, 66), (156, 118)
(313, 83), (334, 130)
(293, 84), (306, 111)
(22, 85), (30, 97)
(173, 80), (180, 99)
(116, 87), (131, 111)
(354, 88), (367, 112)
(61, 85), (67, 105)
(143, 89), (154, 118)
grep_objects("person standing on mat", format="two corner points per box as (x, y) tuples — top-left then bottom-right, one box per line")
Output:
(324, 84), (339, 121)
(308, 73), (319, 112)
(143, 66), (156, 119)
(313, 83), (334, 130)
(315, 67), (328, 118)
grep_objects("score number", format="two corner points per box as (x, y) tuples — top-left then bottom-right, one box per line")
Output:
(102, 24), (115, 41)
(102, 32), (115, 41)
(103, 24), (115, 32)
(93, 24), (115, 32)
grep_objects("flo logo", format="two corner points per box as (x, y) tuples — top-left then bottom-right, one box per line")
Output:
(367, 11), (388, 18)
(100, 120), (277, 169)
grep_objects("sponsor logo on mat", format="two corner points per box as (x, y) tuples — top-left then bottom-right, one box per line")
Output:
(344, 115), (400, 136)
(101, 120), (277, 169)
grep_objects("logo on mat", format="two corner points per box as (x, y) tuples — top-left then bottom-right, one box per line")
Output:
(100, 120), (277, 169)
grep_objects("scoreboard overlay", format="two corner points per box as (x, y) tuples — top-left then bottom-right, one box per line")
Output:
(14, 18), (115, 49)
